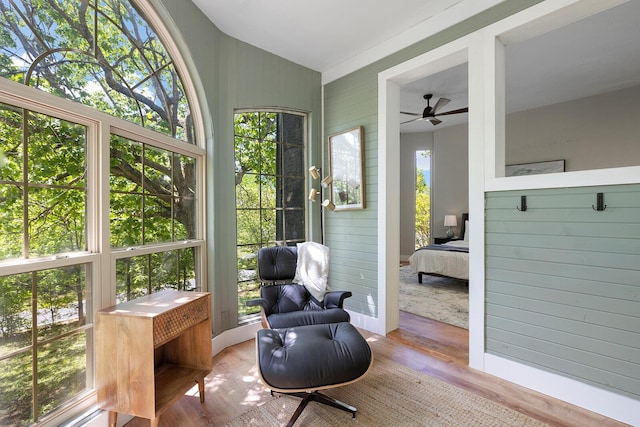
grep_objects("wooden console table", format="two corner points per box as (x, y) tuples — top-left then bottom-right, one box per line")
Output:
(96, 290), (212, 427)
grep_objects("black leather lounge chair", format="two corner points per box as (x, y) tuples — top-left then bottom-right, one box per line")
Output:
(246, 246), (352, 329)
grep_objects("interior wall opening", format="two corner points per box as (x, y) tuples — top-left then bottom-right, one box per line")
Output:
(503, 0), (640, 177)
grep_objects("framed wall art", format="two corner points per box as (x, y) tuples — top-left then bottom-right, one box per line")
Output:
(506, 159), (565, 176)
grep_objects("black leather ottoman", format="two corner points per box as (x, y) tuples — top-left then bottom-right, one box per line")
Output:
(256, 322), (372, 427)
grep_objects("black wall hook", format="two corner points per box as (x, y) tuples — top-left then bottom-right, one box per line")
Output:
(592, 192), (607, 211)
(516, 195), (527, 212)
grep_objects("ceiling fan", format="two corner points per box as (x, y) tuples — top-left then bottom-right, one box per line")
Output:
(401, 93), (468, 126)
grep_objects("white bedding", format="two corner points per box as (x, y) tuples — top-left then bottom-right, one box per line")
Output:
(408, 240), (469, 280)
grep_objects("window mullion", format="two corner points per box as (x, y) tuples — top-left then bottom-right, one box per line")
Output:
(22, 109), (29, 258)
(30, 271), (38, 422)
(97, 123), (113, 308)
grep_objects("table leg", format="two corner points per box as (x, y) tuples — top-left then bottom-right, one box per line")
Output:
(108, 411), (117, 427)
(198, 377), (205, 403)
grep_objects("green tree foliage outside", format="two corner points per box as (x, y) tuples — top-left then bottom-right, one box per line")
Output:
(235, 112), (278, 317)
(234, 112), (306, 317)
(415, 166), (431, 248)
(0, 0), (193, 141)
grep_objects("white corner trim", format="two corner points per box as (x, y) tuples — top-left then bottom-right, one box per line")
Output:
(484, 354), (639, 426)
(322, 0), (507, 84)
(347, 309), (386, 336)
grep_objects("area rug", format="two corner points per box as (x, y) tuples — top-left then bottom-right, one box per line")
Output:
(222, 354), (548, 427)
(399, 265), (469, 329)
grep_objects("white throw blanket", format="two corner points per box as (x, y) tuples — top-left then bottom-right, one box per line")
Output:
(293, 242), (329, 302)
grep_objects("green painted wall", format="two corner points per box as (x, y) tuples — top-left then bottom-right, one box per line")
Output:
(154, 0), (640, 408)
(485, 185), (640, 399)
(323, 0), (542, 315)
(154, 0), (322, 333)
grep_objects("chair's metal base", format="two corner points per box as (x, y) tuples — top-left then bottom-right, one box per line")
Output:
(271, 390), (357, 427)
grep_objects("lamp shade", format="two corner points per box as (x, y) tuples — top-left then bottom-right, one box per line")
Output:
(322, 199), (336, 211)
(309, 166), (320, 180)
(444, 215), (457, 227)
(321, 175), (333, 187)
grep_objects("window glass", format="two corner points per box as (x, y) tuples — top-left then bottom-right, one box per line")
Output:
(115, 248), (197, 304)
(235, 111), (306, 318)
(415, 150), (431, 248)
(0, 103), (87, 261)
(0, 265), (91, 425)
(110, 135), (197, 248)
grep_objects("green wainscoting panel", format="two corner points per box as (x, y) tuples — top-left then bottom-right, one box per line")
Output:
(485, 184), (640, 400)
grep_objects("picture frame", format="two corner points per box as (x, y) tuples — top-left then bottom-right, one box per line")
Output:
(505, 159), (565, 177)
(328, 126), (365, 210)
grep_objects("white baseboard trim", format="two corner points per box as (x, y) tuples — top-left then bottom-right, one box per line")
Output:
(484, 353), (639, 426)
(212, 322), (262, 356)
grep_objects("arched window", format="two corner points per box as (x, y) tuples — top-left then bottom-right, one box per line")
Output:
(0, 0), (193, 142)
(0, 1), (205, 425)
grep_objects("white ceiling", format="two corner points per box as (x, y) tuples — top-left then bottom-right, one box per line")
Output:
(190, 0), (504, 79)
(190, 1), (640, 133)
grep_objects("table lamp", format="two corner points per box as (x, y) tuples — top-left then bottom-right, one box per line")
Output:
(444, 215), (457, 238)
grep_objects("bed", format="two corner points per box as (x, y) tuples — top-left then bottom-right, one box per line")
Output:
(408, 213), (469, 283)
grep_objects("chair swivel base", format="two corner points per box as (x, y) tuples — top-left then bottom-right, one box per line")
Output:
(273, 390), (356, 427)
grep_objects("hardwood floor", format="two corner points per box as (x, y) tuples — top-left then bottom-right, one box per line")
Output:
(124, 312), (627, 426)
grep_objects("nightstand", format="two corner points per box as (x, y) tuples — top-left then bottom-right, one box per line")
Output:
(434, 236), (460, 244)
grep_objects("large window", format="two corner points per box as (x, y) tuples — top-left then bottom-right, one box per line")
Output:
(234, 111), (306, 317)
(0, 100), (95, 427)
(0, 1), (204, 425)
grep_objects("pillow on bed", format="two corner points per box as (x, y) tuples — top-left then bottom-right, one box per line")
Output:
(463, 220), (469, 242)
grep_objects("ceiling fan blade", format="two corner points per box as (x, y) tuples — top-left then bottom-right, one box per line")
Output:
(400, 111), (421, 116)
(429, 118), (442, 125)
(401, 117), (423, 124)
(431, 97), (450, 114)
(434, 107), (469, 116)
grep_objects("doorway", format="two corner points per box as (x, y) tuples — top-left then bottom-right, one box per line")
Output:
(377, 45), (472, 358)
